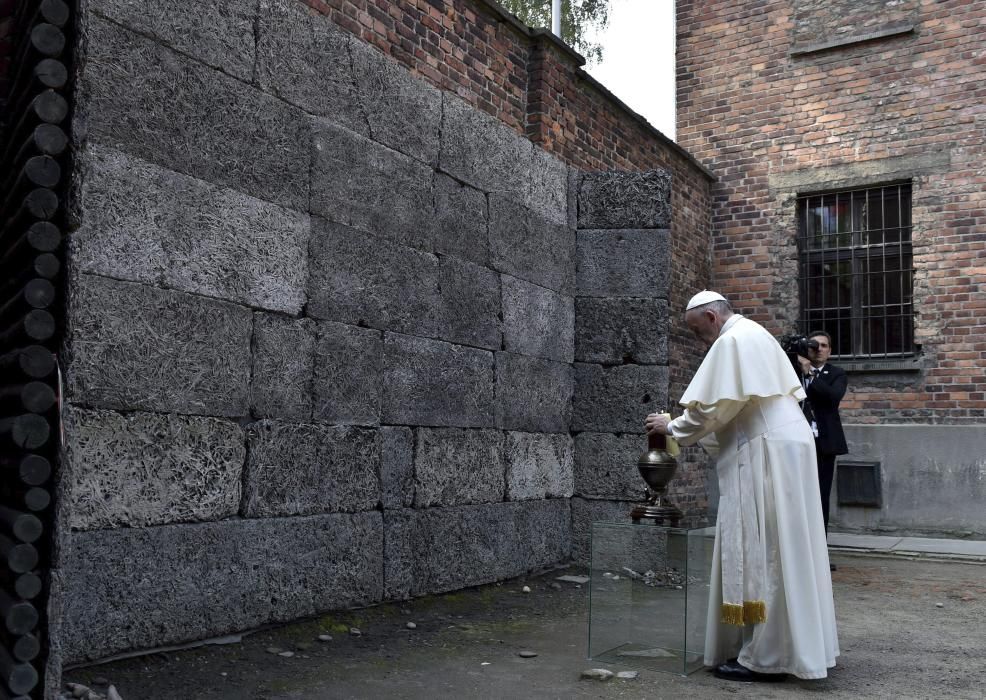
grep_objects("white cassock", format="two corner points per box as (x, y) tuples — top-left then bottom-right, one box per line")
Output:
(669, 314), (840, 679)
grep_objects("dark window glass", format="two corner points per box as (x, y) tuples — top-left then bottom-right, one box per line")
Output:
(797, 183), (914, 359)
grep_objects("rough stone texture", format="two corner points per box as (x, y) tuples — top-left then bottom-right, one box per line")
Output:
(382, 334), (494, 428)
(385, 500), (570, 597)
(380, 427), (414, 509)
(413, 428), (505, 507)
(433, 173), (490, 266)
(58, 513), (383, 663)
(574, 432), (649, 500)
(310, 120), (435, 250)
(501, 275), (574, 363)
(495, 353), (573, 433)
(577, 170), (672, 229)
(242, 420), (379, 517)
(251, 313), (315, 421)
(505, 432), (574, 501)
(440, 257), (501, 350)
(438, 93), (532, 198)
(571, 364), (669, 434)
(255, 0), (367, 134)
(528, 147), (569, 225)
(490, 194), (575, 295)
(575, 297), (669, 365)
(350, 38), (442, 164)
(62, 407), (245, 531)
(89, 0), (257, 81)
(570, 497), (640, 566)
(68, 275), (252, 417)
(83, 16), (310, 210)
(382, 509), (414, 601)
(576, 229), (671, 299)
(74, 146), (310, 314)
(313, 321), (382, 426)
(307, 219), (444, 338)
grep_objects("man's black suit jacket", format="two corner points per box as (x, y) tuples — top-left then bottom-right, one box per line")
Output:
(803, 363), (849, 456)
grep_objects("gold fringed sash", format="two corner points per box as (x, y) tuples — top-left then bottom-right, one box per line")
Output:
(720, 600), (767, 626)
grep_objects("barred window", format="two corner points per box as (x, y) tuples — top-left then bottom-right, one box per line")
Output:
(797, 183), (914, 359)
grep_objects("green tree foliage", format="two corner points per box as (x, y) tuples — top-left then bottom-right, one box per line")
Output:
(499, 0), (611, 65)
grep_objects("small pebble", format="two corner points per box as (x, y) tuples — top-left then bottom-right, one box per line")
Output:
(93, 678), (109, 686)
(349, 627), (362, 636)
(318, 634), (333, 642)
(936, 602), (944, 608)
(278, 651), (295, 658)
(616, 671), (639, 680)
(107, 686), (124, 700)
(296, 642), (312, 651)
(406, 622), (417, 629)
(518, 650), (538, 658)
(522, 585), (531, 593)
(220, 672), (228, 677)
(265, 646), (283, 655)
(549, 582), (562, 591)
(481, 662), (491, 666)
(581, 668), (614, 681)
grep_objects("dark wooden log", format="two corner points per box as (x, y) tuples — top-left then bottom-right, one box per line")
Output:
(4, 90), (68, 144)
(22, 488), (50, 514)
(0, 536), (38, 575)
(0, 222), (61, 260)
(4, 156), (62, 191)
(0, 347), (55, 380)
(34, 57), (68, 88)
(0, 415), (49, 451)
(11, 634), (39, 663)
(0, 589), (38, 635)
(30, 252), (60, 280)
(1, 60), (68, 134)
(0, 309), (56, 348)
(12, 574), (42, 602)
(0, 382), (56, 415)
(10, 123), (69, 162)
(0, 454), (51, 486)
(0, 643), (37, 694)
(0, 279), (56, 318)
(39, 0), (71, 27)
(2, 188), (59, 230)
(0, 508), (42, 545)
(28, 23), (66, 57)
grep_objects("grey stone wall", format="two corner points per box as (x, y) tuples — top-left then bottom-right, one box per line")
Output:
(53, 0), (676, 668)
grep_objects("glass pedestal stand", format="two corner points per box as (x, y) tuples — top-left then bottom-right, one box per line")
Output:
(588, 518), (716, 676)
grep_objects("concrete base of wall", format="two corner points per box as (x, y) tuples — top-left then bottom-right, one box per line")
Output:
(833, 425), (986, 538)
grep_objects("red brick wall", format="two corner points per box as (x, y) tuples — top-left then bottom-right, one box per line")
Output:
(306, 0), (714, 417)
(677, 0), (986, 423)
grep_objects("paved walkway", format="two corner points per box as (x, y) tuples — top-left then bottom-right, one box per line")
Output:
(829, 531), (986, 561)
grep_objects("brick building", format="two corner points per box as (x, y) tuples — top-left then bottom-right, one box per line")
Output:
(677, 0), (986, 536)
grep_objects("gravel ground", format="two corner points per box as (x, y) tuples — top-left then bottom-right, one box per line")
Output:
(62, 553), (986, 700)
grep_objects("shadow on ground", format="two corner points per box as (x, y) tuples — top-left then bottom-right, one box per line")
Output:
(63, 554), (986, 699)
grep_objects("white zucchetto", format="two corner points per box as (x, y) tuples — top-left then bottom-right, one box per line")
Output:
(685, 290), (728, 311)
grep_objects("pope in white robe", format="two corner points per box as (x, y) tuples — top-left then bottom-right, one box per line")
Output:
(647, 291), (839, 681)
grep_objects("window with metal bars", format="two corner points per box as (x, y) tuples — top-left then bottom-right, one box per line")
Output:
(797, 182), (914, 359)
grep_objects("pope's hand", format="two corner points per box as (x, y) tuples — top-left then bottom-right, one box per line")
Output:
(645, 412), (670, 436)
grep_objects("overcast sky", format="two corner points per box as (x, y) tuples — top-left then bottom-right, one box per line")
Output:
(583, 0), (676, 138)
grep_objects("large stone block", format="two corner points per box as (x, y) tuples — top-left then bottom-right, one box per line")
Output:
(570, 497), (641, 566)
(382, 508), (414, 601)
(251, 313), (315, 421)
(89, 0), (256, 81)
(310, 120), (435, 250)
(495, 353), (573, 433)
(505, 432), (574, 500)
(255, 0), (367, 133)
(501, 275), (574, 363)
(243, 420), (379, 517)
(439, 93), (532, 197)
(307, 220), (444, 338)
(58, 513), (383, 663)
(440, 256), (501, 351)
(388, 500), (570, 597)
(433, 173), (490, 266)
(576, 229), (672, 298)
(83, 17), (310, 209)
(571, 364), (669, 433)
(577, 170), (672, 229)
(350, 39), (442, 165)
(489, 194), (575, 294)
(413, 428), (505, 507)
(68, 275), (252, 416)
(528, 147), (569, 225)
(380, 427), (414, 509)
(382, 334), (494, 428)
(575, 297), (669, 365)
(74, 146), (310, 314)
(574, 432), (648, 500)
(313, 321), (382, 426)
(62, 407), (245, 531)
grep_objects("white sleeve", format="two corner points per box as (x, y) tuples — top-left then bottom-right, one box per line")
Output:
(668, 399), (747, 447)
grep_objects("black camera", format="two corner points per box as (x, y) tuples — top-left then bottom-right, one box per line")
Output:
(779, 334), (819, 358)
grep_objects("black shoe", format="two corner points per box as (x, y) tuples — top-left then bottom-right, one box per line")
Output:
(713, 660), (787, 683)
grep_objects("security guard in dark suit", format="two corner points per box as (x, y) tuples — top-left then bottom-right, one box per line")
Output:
(798, 331), (848, 538)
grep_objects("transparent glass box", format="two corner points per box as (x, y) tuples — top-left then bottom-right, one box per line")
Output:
(588, 518), (716, 676)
